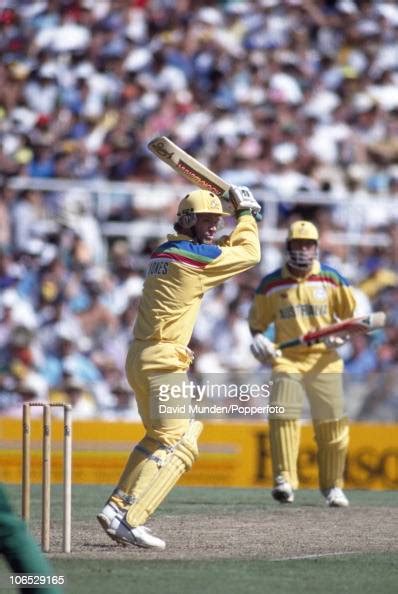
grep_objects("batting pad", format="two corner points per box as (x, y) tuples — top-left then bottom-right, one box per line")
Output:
(270, 374), (305, 419)
(314, 417), (349, 490)
(269, 419), (300, 489)
(116, 436), (172, 504)
(126, 421), (203, 527)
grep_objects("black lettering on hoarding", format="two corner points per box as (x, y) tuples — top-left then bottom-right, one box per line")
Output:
(345, 449), (380, 487)
(255, 431), (269, 481)
(255, 433), (398, 488)
(297, 447), (318, 485)
(346, 448), (398, 488)
(380, 449), (398, 487)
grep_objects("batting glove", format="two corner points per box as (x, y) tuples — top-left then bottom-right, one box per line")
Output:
(250, 334), (282, 363)
(228, 186), (261, 216)
(322, 334), (350, 349)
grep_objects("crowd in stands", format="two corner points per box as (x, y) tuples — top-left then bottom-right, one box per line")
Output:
(0, 0), (398, 419)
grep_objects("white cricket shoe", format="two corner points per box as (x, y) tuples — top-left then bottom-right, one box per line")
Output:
(109, 518), (166, 550)
(271, 476), (294, 504)
(97, 503), (165, 549)
(97, 502), (125, 543)
(97, 502), (121, 528)
(322, 487), (349, 508)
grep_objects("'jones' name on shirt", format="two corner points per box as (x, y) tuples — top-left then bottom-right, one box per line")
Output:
(147, 261), (170, 276)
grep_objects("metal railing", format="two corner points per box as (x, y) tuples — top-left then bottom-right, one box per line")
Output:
(7, 176), (395, 247)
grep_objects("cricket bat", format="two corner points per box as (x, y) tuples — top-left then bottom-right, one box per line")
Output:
(147, 136), (262, 220)
(277, 311), (386, 351)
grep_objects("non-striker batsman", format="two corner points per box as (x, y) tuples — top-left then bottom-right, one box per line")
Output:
(249, 220), (356, 507)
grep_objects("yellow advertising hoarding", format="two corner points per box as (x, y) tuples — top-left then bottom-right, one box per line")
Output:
(0, 418), (397, 489)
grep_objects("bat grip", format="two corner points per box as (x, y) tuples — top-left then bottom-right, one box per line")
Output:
(276, 338), (301, 350)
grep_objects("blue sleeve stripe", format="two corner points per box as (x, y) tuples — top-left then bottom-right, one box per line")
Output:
(320, 264), (350, 286)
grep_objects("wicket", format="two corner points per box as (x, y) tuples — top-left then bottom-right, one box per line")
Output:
(22, 402), (72, 553)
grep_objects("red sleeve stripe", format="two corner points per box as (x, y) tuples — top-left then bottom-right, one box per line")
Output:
(151, 252), (208, 269)
(308, 275), (339, 287)
(258, 277), (297, 295)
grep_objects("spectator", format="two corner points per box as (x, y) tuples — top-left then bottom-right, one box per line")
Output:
(345, 334), (378, 376)
(51, 374), (97, 420)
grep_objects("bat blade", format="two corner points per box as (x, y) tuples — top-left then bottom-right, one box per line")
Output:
(147, 136), (229, 197)
(278, 311), (386, 351)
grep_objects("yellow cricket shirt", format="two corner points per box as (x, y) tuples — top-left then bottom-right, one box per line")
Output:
(132, 213), (260, 370)
(249, 260), (356, 373)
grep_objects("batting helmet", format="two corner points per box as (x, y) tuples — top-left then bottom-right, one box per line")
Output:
(287, 220), (319, 242)
(177, 190), (229, 218)
(286, 220), (319, 270)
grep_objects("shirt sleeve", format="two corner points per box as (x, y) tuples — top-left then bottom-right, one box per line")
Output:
(201, 213), (261, 291)
(333, 284), (356, 320)
(248, 293), (275, 334)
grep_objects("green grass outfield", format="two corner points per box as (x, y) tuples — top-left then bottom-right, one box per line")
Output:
(1, 486), (397, 594)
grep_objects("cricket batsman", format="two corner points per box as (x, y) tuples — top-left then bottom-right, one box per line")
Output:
(98, 186), (261, 549)
(249, 220), (356, 507)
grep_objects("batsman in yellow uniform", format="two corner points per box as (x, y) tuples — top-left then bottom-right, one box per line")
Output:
(98, 186), (261, 549)
(249, 221), (356, 507)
